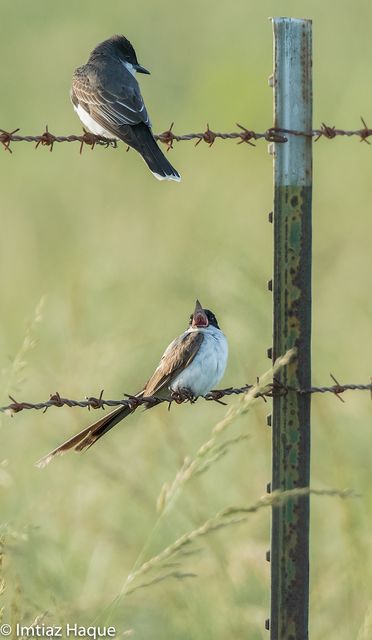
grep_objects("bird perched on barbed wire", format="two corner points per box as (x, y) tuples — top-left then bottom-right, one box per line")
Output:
(37, 300), (227, 467)
(70, 34), (181, 181)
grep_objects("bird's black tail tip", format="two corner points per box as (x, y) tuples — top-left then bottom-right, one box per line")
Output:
(131, 123), (181, 182)
(152, 169), (181, 182)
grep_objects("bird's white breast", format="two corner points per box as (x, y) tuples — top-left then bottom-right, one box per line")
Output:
(171, 326), (228, 397)
(73, 103), (117, 139)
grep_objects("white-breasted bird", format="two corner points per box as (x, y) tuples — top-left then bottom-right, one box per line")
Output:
(70, 34), (181, 181)
(37, 300), (228, 467)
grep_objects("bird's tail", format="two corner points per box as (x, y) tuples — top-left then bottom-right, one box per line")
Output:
(123, 123), (181, 182)
(36, 403), (135, 468)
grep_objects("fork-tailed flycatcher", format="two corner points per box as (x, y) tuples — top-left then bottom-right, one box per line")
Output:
(37, 300), (228, 467)
(71, 34), (181, 182)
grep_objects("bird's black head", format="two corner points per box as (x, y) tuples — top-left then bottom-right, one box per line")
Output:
(92, 35), (150, 74)
(204, 309), (220, 329)
(189, 300), (220, 329)
(111, 35), (138, 63)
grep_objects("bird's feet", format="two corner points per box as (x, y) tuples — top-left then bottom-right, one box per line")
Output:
(170, 388), (198, 404)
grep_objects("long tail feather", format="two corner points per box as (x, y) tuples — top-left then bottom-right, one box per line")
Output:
(36, 404), (134, 468)
(120, 123), (181, 182)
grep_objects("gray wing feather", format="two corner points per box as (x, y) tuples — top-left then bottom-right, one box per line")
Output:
(72, 63), (151, 129)
(143, 332), (204, 396)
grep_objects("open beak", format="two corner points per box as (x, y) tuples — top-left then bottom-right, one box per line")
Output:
(192, 299), (209, 328)
(135, 63), (150, 74)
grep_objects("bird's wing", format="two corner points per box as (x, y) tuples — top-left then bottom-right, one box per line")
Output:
(71, 65), (150, 129)
(143, 332), (204, 396)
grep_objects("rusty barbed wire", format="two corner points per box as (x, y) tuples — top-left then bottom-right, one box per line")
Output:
(1, 375), (371, 415)
(2, 119), (372, 153)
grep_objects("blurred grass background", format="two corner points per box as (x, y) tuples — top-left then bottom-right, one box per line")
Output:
(1, 0), (372, 638)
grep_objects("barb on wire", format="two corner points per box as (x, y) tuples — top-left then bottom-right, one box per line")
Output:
(0, 126), (117, 155)
(2, 118), (372, 153)
(1, 374), (371, 415)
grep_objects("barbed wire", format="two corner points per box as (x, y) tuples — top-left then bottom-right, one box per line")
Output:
(1, 375), (371, 415)
(1, 119), (372, 154)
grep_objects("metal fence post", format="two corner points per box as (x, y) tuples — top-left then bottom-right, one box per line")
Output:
(269, 18), (312, 640)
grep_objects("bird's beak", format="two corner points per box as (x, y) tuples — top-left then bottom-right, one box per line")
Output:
(192, 299), (209, 328)
(135, 63), (150, 75)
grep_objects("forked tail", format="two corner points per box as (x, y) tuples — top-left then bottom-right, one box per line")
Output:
(36, 404), (134, 468)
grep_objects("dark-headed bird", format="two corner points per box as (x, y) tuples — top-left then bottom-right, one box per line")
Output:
(37, 301), (228, 467)
(71, 35), (180, 181)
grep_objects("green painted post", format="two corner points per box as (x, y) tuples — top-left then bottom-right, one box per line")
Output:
(269, 18), (312, 640)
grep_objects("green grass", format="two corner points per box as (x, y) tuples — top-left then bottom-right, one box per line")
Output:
(1, 1), (372, 638)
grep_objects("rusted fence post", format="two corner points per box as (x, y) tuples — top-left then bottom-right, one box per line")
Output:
(269, 18), (312, 640)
